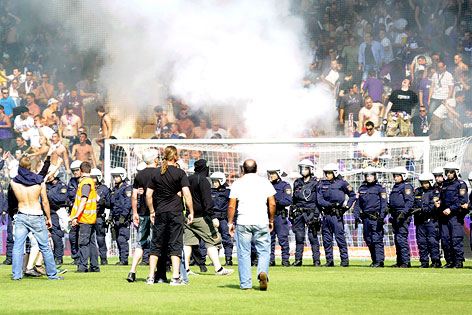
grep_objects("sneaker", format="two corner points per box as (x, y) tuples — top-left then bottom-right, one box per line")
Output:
(169, 277), (186, 286)
(282, 261), (291, 267)
(50, 276), (65, 280)
(258, 271), (268, 291)
(269, 261), (276, 267)
(57, 268), (68, 275)
(419, 263), (429, 268)
(116, 261), (128, 266)
(215, 267), (234, 276)
(340, 261), (349, 267)
(199, 265), (208, 273)
(224, 257), (233, 266)
(24, 268), (42, 277)
(454, 262), (463, 269)
(88, 268), (100, 273)
(323, 261), (334, 267)
(69, 259), (78, 265)
(313, 260), (321, 267)
(34, 265), (47, 275)
(431, 260), (442, 268)
(55, 259), (63, 266)
(145, 276), (155, 285)
(74, 269), (88, 273)
(187, 269), (199, 276)
(2, 258), (12, 265)
(127, 272), (136, 282)
(291, 260), (302, 267)
(372, 262), (384, 268)
(399, 263), (411, 268)
(442, 262), (454, 269)
(100, 258), (108, 266)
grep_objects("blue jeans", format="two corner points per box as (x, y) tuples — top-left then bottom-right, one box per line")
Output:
(235, 224), (270, 289)
(12, 213), (58, 280)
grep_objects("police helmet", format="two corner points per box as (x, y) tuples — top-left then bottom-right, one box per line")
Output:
(90, 168), (102, 182)
(322, 163), (339, 178)
(298, 159), (315, 176)
(443, 161), (460, 177)
(210, 172), (226, 186)
(432, 167), (444, 176)
(266, 166), (286, 179)
(418, 172), (434, 186)
(70, 160), (82, 171)
(362, 166), (377, 180)
(110, 167), (127, 181)
(468, 171), (472, 182)
(391, 166), (408, 181)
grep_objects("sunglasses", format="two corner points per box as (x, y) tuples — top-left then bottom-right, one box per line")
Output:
(366, 128), (373, 131)
(419, 110), (427, 112)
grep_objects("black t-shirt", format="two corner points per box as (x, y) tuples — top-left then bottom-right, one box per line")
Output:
(388, 89), (418, 114)
(365, 44), (375, 65)
(133, 167), (156, 216)
(147, 165), (189, 213)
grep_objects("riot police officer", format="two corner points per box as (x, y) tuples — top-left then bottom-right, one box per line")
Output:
(467, 171), (472, 252)
(389, 166), (414, 268)
(67, 160), (82, 265)
(91, 168), (111, 265)
(291, 159), (320, 266)
(209, 171), (233, 266)
(317, 163), (356, 267)
(432, 167), (445, 190)
(46, 170), (68, 265)
(439, 162), (468, 268)
(266, 167), (292, 267)
(354, 167), (387, 267)
(110, 167), (132, 265)
(413, 173), (441, 268)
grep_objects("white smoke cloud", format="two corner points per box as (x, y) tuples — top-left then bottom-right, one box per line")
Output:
(42, 0), (337, 139)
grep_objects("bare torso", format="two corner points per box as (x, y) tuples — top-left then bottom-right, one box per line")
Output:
(11, 181), (43, 213)
(73, 143), (93, 162)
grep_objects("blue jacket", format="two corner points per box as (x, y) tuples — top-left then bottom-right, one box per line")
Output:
(211, 186), (230, 217)
(293, 177), (318, 214)
(97, 183), (111, 216)
(111, 182), (132, 219)
(317, 177), (356, 208)
(67, 177), (79, 206)
(358, 40), (384, 67)
(46, 180), (68, 212)
(354, 182), (387, 219)
(440, 178), (468, 215)
(388, 181), (414, 215)
(414, 187), (440, 222)
(272, 179), (292, 212)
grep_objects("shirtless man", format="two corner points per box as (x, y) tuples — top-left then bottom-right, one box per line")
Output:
(71, 133), (97, 168)
(59, 104), (81, 147)
(50, 132), (70, 180)
(95, 105), (112, 166)
(10, 156), (63, 280)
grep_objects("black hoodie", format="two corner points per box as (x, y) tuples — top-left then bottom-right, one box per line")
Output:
(188, 159), (215, 219)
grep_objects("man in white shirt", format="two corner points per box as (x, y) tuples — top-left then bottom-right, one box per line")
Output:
(358, 121), (385, 159)
(428, 61), (454, 114)
(358, 96), (383, 129)
(22, 115), (54, 148)
(205, 120), (230, 139)
(228, 159), (276, 291)
(13, 107), (34, 134)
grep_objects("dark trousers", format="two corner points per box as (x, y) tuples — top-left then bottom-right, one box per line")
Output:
(218, 219), (234, 257)
(322, 214), (349, 262)
(69, 225), (79, 260)
(270, 214), (290, 262)
(5, 214), (14, 259)
(115, 223), (130, 262)
(440, 216), (464, 264)
(362, 217), (384, 263)
(392, 216), (411, 265)
(292, 212), (320, 261)
(416, 219), (440, 264)
(50, 213), (64, 262)
(94, 216), (107, 259)
(78, 223), (99, 271)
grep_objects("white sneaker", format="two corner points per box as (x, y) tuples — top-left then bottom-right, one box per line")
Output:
(215, 267), (234, 276)
(187, 269), (199, 276)
(145, 276), (154, 285)
(169, 277), (186, 286)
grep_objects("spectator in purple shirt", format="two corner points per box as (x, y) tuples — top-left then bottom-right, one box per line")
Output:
(362, 70), (384, 104)
(418, 66), (434, 109)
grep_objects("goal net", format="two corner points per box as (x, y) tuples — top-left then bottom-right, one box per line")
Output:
(101, 136), (471, 260)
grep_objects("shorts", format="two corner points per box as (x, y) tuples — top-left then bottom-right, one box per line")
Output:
(386, 112), (411, 137)
(137, 215), (152, 249)
(150, 211), (184, 257)
(184, 217), (222, 248)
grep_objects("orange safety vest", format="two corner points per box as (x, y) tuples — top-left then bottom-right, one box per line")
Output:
(70, 176), (97, 224)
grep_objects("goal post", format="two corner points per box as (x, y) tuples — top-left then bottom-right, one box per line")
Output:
(103, 136), (471, 259)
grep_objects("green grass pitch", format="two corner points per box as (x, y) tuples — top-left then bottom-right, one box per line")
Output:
(1, 256), (471, 314)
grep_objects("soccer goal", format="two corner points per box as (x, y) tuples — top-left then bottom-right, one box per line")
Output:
(103, 136), (471, 259)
